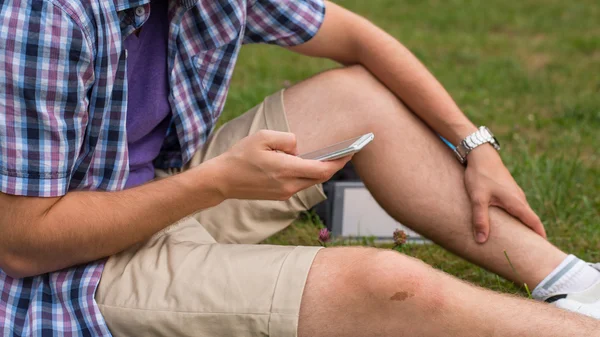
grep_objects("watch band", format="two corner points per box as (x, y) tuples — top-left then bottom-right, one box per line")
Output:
(453, 126), (500, 164)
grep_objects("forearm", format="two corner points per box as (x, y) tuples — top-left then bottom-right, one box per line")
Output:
(0, 161), (224, 277)
(291, 2), (477, 144)
(352, 22), (477, 144)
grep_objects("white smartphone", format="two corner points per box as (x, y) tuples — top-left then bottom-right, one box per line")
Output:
(299, 133), (374, 161)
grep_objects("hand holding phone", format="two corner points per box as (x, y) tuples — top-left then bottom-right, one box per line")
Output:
(215, 130), (353, 201)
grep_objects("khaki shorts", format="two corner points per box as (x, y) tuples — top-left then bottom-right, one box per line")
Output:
(95, 91), (326, 337)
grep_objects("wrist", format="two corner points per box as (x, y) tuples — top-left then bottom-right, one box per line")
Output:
(446, 123), (478, 145)
(452, 126), (501, 164)
(467, 144), (503, 164)
(188, 158), (229, 205)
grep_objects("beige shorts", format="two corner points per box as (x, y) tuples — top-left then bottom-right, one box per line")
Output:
(95, 91), (326, 337)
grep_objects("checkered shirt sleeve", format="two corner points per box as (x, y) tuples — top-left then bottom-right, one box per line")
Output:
(0, 0), (94, 197)
(243, 0), (326, 46)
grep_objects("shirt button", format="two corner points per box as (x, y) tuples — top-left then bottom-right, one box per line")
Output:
(135, 6), (145, 16)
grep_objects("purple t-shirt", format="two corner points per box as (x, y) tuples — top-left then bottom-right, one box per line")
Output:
(124, 0), (170, 188)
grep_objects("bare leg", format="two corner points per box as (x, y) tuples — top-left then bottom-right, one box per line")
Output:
(298, 248), (600, 337)
(284, 65), (567, 287)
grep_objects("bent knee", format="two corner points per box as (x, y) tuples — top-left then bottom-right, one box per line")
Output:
(331, 66), (409, 116)
(319, 65), (385, 98)
(335, 64), (376, 82)
(290, 65), (392, 107)
(359, 250), (432, 296)
(324, 248), (446, 309)
(289, 65), (402, 127)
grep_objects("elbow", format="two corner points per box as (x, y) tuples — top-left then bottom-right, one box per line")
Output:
(0, 251), (39, 279)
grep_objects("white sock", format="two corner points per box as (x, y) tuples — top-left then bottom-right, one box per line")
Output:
(532, 255), (600, 300)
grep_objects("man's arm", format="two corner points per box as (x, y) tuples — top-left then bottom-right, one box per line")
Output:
(0, 131), (349, 278)
(289, 2), (476, 144)
(288, 1), (545, 242)
(0, 1), (348, 279)
(0, 162), (222, 278)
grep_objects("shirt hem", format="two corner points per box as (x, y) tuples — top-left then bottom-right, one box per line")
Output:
(0, 172), (69, 197)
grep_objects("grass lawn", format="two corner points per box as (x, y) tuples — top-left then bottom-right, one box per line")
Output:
(221, 0), (599, 294)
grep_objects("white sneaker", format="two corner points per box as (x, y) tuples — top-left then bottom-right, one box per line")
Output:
(545, 263), (600, 319)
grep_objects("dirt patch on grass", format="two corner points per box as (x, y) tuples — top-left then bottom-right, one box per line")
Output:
(525, 53), (552, 71)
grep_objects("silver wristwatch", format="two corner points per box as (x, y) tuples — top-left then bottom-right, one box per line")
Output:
(453, 126), (500, 165)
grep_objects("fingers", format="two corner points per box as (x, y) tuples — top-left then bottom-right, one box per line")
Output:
(471, 193), (491, 243)
(297, 157), (353, 189)
(525, 205), (547, 238)
(500, 195), (547, 239)
(324, 155), (354, 169)
(270, 155), (352, 201)
(279, 153), (352, 180)
(256, 130), (299, 155)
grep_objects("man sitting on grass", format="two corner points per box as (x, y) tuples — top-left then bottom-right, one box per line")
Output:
(0, 0), (599, 336)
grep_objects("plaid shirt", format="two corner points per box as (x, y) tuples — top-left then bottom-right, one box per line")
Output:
(0, 0), (324, 334)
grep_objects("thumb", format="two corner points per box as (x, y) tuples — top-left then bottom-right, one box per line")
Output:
(257, 130), (298, 155)
(471, 193), (491, 244)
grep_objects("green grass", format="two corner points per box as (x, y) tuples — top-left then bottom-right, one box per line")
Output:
(222, 0), (599, 294)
